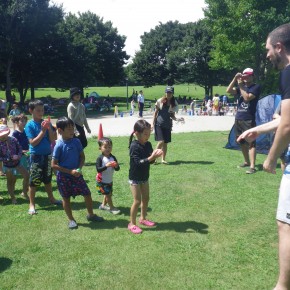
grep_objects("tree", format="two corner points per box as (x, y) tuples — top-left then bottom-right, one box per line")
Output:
(204, 0), (290, 93)
(131, 21), (186, 87)
(57, 12), (129, 90)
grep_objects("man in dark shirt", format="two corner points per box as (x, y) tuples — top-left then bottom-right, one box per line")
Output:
(237, 23), (290, 290)
(226, 68), (261, 174)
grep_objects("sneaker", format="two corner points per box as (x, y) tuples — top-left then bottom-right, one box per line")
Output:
(128, 223), (142, 234)
(86, 214), (105, 222)
(110, 208), (121, 215)
(139, 219), (156, 227)
(68, 220), (78, 229)
(99, 204), (110, 211)
(246, 168), (256, 174)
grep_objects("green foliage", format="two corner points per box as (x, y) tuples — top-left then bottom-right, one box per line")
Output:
(204, 0), (290, 79)
(0, 132), (281, 289)
(57, 12), (129, 89)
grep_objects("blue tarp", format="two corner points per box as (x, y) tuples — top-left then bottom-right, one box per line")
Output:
(225, 94), (281, 154)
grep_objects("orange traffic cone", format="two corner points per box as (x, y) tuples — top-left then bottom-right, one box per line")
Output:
(98, 123), (104, 140)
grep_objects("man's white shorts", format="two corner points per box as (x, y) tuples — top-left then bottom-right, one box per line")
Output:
(277, 173), (290, 224)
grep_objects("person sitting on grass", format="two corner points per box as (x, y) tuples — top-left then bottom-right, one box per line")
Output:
(96, 137), (120, 215)
(52, 117), (104, 229)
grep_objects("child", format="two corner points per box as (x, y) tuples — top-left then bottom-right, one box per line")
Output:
(0, 124), (29, 204)
(128, 120), (163, 234)
(11, 114), (30, 172)
(52, 117), (104, 229)
(9, 103), (21, 130)
(96, 137), (120, 215)
(25, 100), (61, 215)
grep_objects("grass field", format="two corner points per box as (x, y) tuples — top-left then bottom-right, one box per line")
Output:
(0, 131), (281, 289)
(0, 84), (229, 103)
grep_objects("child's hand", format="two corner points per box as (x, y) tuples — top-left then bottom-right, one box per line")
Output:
(71, 169), (81, 177)
(111, 161), (117, 168)
(152, 149), (163, 158)
(106, 161), (117, 168)
(41, 120), (50, 130)
(12, 155), (19, 160)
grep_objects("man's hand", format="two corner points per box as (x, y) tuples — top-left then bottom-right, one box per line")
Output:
(237, 129), (258, 143)
(263, 157), (277, 174)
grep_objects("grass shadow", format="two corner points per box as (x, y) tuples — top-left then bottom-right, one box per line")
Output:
(77, 218), (129, 230)
(165, 160), (214, 165)
(147, 220), (209, 234)
(0, 257), (13, 273)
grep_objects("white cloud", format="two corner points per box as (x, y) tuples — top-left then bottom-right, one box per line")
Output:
(51, 0), (206, 59)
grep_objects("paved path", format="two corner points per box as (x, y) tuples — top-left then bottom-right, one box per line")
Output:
(85, 112), (235, 137)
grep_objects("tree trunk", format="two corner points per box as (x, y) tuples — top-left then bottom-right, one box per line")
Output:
(5, 59), (12, 102)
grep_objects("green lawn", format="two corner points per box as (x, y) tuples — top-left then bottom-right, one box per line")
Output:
(0, 84), (229, 103)
(0, 131), (281, 289)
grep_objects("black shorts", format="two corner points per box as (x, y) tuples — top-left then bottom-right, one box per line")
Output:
(235, 119), (256, 146)
(154, 125), (171, 143)
(75, 124), (87, 149)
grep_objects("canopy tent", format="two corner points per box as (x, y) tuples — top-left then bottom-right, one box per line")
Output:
(225, 94), (281, 154)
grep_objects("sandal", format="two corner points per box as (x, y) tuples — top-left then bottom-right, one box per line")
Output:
(238, 163), (250, 168)
(128, 224), (142, 234)
(139, 219), (156, 227)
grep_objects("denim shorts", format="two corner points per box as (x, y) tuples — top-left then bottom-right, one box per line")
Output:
(129, 180), (148, 185)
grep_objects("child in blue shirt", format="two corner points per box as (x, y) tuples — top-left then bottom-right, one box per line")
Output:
(25, 100), (61, 215)
(52, 117), (104, 229)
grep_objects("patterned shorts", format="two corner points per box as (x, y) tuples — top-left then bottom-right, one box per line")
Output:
(29, 154), (52, 187)
(57, 172), (91, 199)
(96, 181), (113, 195)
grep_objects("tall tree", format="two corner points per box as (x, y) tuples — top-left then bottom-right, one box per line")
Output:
(57, 11), (129, 89)
(131, 21), (186, 87)
(204, 0), (290, 92)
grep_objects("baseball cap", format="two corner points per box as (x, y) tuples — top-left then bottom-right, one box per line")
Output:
(242, 68), (254, 75)
(0, 124), (10, 137)
(165, 86), (174, 93)
(70, 87), (81, 98)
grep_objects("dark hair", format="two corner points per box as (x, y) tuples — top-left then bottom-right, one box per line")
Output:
(160, 95), (176, 107)
(128, 119), (151, 148)
(70, 87), (81, 99)
(56, 116), (75, 130)
(11, 113), (27, 124)
(28, 100), (44, 111)
(268, 23), (290, 54)
(98, 137), (113, 147)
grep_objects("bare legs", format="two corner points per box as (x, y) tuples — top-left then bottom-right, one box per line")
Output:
(129, 182), (149, 226)
(156, 141), (168, 163)
(240, 142), (256, 169)
(275, 221), (290, 290)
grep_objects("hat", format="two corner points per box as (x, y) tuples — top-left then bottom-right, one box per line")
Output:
(165, 86), (174, 93)
(242, 68), (254, 75)
(70, 87), (81, 98)
(0, 124), (10, 137)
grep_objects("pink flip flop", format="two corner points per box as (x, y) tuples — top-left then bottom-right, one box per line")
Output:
(139, 219), (156, 227)
(128, 224), (142, 234)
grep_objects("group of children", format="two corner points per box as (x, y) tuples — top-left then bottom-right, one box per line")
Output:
(1, 99), (162, 234)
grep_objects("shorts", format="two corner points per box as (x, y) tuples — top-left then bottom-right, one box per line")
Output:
(96, 181), (113, 195)
(234, 119), (256, 146)
(154, 125), (171, 143)
(277, 171), (290, 224)
(3, 164), (24, 176)
(129, 180), (148, 185)
(57, 172), (91, 198)
(29, 154), (52, 187)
